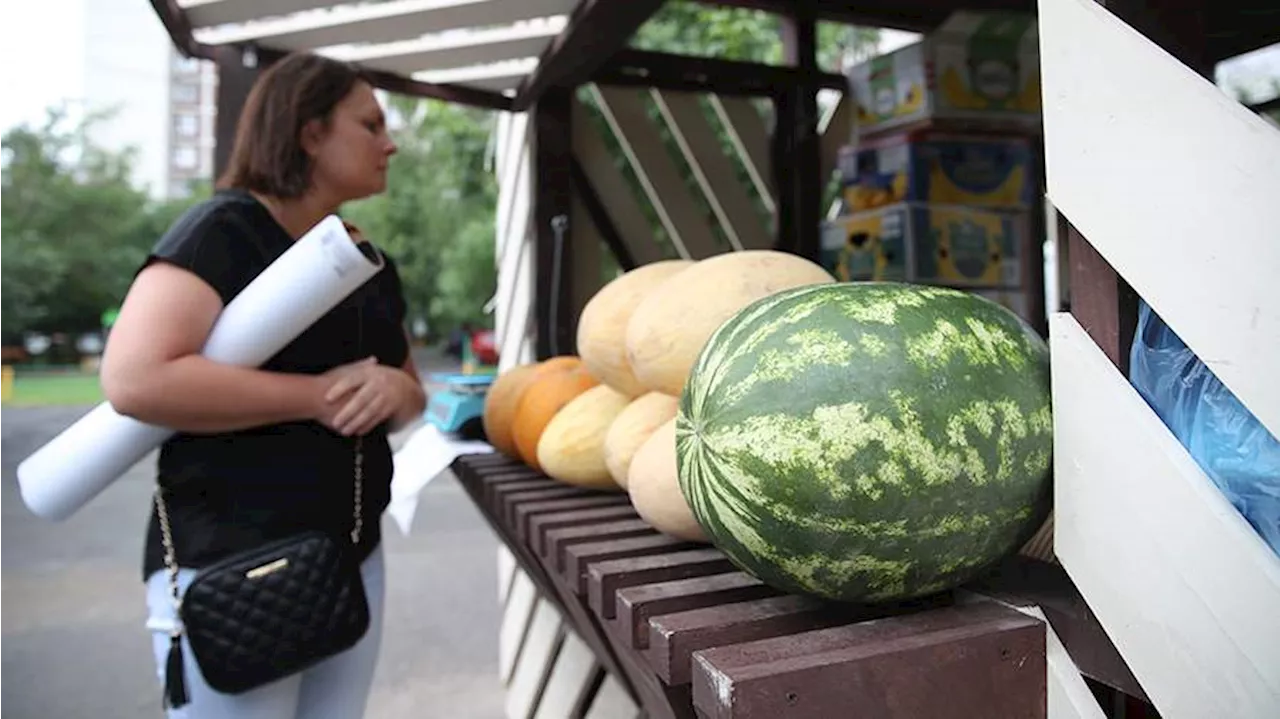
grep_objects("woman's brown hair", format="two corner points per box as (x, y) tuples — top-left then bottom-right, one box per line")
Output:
(217, 52), (367, 198)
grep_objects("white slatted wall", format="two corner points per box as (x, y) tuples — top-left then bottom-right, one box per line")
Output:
(1041, 0), (1280, 716)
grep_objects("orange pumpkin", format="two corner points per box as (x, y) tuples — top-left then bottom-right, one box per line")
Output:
(482, 356), (583, 458)
(512, 364), (599, 470)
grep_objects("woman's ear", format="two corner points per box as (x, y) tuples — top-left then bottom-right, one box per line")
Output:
(299, 118), (325, 158)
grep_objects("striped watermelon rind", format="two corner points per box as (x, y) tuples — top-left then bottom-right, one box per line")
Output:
(676, 282), (1052, 603)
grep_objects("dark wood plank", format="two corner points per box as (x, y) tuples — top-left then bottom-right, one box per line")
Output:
(613, 573), (784, 650)
(1066, 221), (1139, 374)
(512, 0), (666, 111)
(587, 549), (737, 620)
(690, 602), (1045, 719)
(488, 478), (561, 502)
(532, 86), (575, 359)
(496, 484), (589, 526)
(514, 494), (632, 542)
(460, 453), (522, 469)
(453, 465), (539, 507)
(777, 11), (822, 263)
(594, 49), (847, 97)
(359, 67), (514, 112)
(529, 505), (642, 556)
(699, 0), (1033, 33)
(646, 592), (953, 686)
(149, 0), (208, 59)
(212, 46), (272, 182)
(479, 471), (548, 507)
(451, 460), (650, 710)
(544, 518), (657, 572)
(564, 535), (702, 595)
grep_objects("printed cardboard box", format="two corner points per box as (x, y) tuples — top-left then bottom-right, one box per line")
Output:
(822, 203), (1029, 289)
(847, 11), (1041, 136)
(838, 132), (1034, 212)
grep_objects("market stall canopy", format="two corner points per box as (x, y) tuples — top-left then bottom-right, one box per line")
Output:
(152, 0), (669, 111)
(152, 0), (1278, 113)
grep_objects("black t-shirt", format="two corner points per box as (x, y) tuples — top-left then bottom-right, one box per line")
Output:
(139, 189), (409, 580)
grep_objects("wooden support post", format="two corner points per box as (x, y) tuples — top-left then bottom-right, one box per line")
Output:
(514, 0), (666, 112)
(532, 87), (575, 360)
(213, 46), (273, 183)
(773, 12), (821, 262)
(769, 90), (795, 252)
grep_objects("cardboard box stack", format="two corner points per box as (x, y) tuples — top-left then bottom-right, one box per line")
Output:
(823, 11), (1043, 324)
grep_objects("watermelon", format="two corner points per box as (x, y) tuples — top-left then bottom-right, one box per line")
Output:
(676, 282), (1052, 603)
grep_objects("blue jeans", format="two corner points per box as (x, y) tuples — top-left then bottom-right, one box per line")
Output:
(144, 545), (386, 719)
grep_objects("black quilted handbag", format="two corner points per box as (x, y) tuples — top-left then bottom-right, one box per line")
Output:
(154, 436), (371, 708)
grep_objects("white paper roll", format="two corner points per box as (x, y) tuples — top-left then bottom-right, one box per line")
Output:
(17, 215), (385, 521)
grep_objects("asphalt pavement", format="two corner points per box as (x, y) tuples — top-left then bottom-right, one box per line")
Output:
(1, 361), (505, 718)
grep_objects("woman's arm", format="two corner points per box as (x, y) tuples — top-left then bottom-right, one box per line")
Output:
(100, 262), (337, 433)
(389, 333), (427, 431)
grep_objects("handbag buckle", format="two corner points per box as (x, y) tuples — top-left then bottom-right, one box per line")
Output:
(245, 557), (289, 580)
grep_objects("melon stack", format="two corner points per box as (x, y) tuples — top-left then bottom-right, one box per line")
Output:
(481, 241), (1059, 608)
(482, 250), (838, 542)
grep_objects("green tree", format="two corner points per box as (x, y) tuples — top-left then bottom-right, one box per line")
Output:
(633, 0), (881, 72)
(342, 98), (499, 337)
(1, 108), (203, 344)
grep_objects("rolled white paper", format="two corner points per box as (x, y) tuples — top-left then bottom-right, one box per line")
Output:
(17, 215), (385, 521)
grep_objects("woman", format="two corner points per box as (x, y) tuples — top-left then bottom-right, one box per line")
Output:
(100, 52), (425, 718)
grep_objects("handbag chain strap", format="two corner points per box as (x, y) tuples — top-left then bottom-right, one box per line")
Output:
(156, 290), (367, 619)
(155, 437), (363, 617)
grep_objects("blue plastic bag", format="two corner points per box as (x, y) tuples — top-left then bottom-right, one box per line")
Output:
(1129, 300), (1280, 557)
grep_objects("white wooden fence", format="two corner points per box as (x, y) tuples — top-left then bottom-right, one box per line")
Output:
(1042, 0), (1280, 717)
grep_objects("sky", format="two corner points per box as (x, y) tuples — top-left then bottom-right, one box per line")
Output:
(1, 0), (87, 133)
(0, 0), (1276, 136)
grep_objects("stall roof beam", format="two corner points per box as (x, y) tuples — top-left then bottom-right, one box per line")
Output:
(195, 0), (578, 52)
(153, 0), (208, 59)
(363, 66), (515, 110)
(698, 0), (1035, 33)
(595, 49), (847, 97)
(512, 0), (665, 112)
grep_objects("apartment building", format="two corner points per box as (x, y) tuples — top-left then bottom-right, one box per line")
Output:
(82, 0), (217, 199)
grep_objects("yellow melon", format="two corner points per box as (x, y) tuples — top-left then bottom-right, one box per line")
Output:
(536, 384), (632, 489)
(625, 251), (835, 396)
(577, 260), (694, 397)
(627, 418), (707, 542)
(604, 392), (679, 489)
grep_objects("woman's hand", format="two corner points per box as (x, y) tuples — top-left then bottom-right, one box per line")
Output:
(317, 356), (422, 436)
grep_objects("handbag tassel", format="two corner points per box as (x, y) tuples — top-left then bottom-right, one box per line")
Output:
(164, 633), (189, 708)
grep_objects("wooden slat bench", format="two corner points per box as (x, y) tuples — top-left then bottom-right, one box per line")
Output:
(451, 453), (1135, 718)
